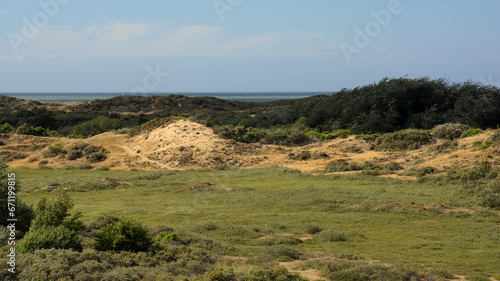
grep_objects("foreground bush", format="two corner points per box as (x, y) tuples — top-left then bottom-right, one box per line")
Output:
(18, 225), (83, 253)
(95, 217), (152, 252)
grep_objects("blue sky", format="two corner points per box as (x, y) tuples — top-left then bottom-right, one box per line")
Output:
(0, 0), (499, 92)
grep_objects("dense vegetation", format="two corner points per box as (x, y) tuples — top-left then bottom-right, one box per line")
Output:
(1, 165), (498, 280)
(1, 77), (500, 140)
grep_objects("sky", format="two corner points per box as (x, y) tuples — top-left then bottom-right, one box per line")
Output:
(0, 0), (499, 93)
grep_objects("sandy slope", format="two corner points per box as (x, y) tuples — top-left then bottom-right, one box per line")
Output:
(2, 120), (500, 174)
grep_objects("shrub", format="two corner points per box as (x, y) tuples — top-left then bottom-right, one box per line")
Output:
(259, 235), (303, 246)
(432, 123), (471, 139)
(30, 193), (84, 232)
(428, 140), (459, 152)
(0, 123), (13, 133)
(78, 164), (94, 170)
(43, 144), (67, 158)
(314, 229), (347, 242)
(71, 116), (124, 137)
(304, 224), (323, 235)
(247, 267), (308, 281)
(384, 162), (403, 171)
(258, 245), (300, 261)
(325, 159), (362, 172)
(480, 179), (500, 209)
(18, 225), (83, 253)
(461, 128), (483, 138)
(95, 217), (152, 252)
(204, 268), (237, 281)
(374, 129), (434, 151)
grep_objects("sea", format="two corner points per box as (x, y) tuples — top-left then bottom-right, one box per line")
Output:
(1, 92), (332, 103)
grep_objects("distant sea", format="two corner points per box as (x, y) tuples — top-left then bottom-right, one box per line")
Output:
(1, 92), (331, 103)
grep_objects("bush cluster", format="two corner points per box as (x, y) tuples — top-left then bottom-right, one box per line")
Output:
(431, 123), (471, 140)
(374, 129), (434, 151)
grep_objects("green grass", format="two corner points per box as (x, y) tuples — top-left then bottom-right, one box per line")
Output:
(13, 166), (500, 279)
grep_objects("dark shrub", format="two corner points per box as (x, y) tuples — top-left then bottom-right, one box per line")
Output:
(375, 129), (434, 151)
(43, 144), (67, 158)
(384, 162), (403, 171)
(95, 217), (152, 252)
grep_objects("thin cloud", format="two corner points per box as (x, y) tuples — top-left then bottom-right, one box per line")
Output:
(7, 21), (327, 59)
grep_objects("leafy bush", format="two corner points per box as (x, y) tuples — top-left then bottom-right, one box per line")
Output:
(383, 162), (403, 171)
(71, 116), (123, 137)
(374, 129), (434, 151)
(78, 164), (94, 170)
(30, 193), (84, 232)
(490, 130), (500, 143)
(259, 235), (303, 246)
(0, 123), (13, 133)
(15, 123), (53, 136)
(432, 123), (471, 139)
(95, 217), (152, 252)
(479, 178), (500, 209)
(246, 267), (308, 281)
(325, 159), (361, 172)
(304, 224), (323, 234)
(257, 245), (300, 261)
(43, 144), (67, 158)
(18, 225), (83, 253)
(314, 229), (347, 242)
(461, 128), (483, 138)
(428, 140), (458, 153)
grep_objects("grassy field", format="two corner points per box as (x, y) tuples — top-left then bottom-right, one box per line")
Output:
(14, 166), (500, 279)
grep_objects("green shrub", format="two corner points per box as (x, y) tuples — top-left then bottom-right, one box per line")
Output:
(78, 164), (94, 170)
(355, 133), (382, 142)
(374, 129), (434, 151)
(258, 245), (300, 261)
(71, 116), (123, 137)
(204, 267), (237, 281)
(384, 162), (403, 171)
(18, 225), (83, 253)
(461, 128), (483, 138)
(247, 267), (308, 281)
(259, 235), (303, 246)
(15, 123), (53, 136)
(429, 140), (459, 153)
(490, 130), (500, 142)
(325, 159), (362, 172)
(30, 193), (84, 232)
(480, 179), (500, 209)
(304, 224), (323, 234)
(95, 217), (152, 252)
(432, 123), (471, 139)
(43, 144), (67, 158)
(0, 123), (13, 133)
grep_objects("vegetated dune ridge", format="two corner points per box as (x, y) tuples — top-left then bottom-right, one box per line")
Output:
(3, 119), (500, 174)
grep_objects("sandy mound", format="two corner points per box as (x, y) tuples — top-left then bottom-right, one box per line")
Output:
(185, 182), (232, 191)
(3, 119), (500, 174)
